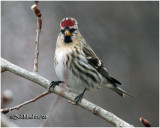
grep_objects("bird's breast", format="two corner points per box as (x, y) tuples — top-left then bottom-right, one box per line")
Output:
(54, 48), (69, 81)
(54, 48), (87, 91)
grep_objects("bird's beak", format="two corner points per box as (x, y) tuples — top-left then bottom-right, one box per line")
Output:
(64, 30), (71, 36)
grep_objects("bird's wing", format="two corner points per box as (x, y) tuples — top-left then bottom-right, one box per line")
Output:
(82, 43), (122, 86)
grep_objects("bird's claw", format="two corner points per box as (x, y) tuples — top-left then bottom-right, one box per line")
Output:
(74, 93), (83, 105)
(48, 81), (63, 92)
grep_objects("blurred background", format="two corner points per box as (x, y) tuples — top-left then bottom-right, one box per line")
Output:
(1, 1), (159, 127)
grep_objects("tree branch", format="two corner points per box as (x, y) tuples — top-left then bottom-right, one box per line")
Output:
(1, 58), (134, 127)
(31, 1), (42, 72)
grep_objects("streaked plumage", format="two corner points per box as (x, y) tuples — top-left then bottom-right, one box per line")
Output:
(53, 17), (132, 104)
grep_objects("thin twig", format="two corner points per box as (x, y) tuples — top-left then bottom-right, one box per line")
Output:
(1, 91), (50, 114)
(31, 1), (42, 72)
(1, 58), (134, 127)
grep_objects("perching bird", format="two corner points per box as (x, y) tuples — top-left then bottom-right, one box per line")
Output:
(50, 17), (133, 104)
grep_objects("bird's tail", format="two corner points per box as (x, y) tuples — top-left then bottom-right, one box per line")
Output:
(110, 86), (133, 98)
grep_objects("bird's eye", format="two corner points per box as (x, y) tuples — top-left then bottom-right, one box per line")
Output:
(70, 28), (76, 33)
(61, 29), (64, 33)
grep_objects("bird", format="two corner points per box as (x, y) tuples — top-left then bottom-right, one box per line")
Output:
(49, 17), (133, 104)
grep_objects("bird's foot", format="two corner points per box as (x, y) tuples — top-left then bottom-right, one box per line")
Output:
(74, 93), (84, 105)
(48, 81), (64, 92)
(74, 88), (86, 105)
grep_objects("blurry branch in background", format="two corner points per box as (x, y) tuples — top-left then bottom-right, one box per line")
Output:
(1, 114), (18, 127)
(1, 85), (17, 127)
(1, 91), (50, 114)
(41, 85), (66, 127)
(1, 90), (13, 109)
(31, 1), (42, 72)
(1, 58), (134, 127)
(140, 117), (151, 127)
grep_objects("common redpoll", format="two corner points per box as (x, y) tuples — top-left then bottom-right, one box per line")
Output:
(50, 17), (133, 104)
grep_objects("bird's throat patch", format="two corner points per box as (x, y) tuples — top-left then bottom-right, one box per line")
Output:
(64, 36), (72, 43)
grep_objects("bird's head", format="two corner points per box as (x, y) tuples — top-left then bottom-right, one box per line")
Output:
(59, 17), (79, 44)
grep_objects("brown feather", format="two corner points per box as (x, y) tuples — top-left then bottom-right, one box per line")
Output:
(83, 44), (122, 86)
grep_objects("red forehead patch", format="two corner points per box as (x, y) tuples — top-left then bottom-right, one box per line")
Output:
(61, 19), (75, 27)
